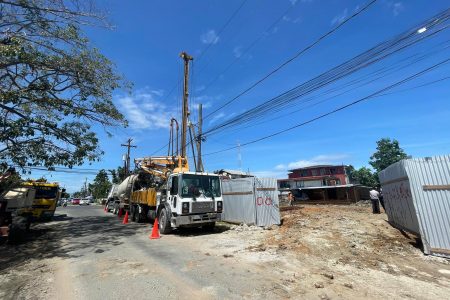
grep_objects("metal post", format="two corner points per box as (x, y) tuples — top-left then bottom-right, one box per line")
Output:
(197, 103), (203, 172)
(180, 52), (193, 159)
(121, 138), (137, 176)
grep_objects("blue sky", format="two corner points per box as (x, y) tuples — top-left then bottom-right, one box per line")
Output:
(28, 0), (450, 192)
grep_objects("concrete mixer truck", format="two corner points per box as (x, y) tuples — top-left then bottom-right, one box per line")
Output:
(115, 156), (222, 233)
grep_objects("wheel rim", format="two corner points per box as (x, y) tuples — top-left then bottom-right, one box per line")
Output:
(160, 211), (165, 230)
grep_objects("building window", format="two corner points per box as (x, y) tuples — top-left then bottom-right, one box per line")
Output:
(301, 170), (308, 177)
(320, 168), (325, 175)
(312, 169), (318, 176)
(280, 181), (290, 188)
(330, 168), (336, 174)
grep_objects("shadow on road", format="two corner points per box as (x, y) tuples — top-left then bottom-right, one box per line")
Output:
(0, 212), (143, 272)
(174, 223), (230, 237)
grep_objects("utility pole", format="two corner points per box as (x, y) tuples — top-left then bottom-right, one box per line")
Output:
(180, 51), (193, 158)
(84, 177), (87, 197)
(121, 138), (137, 176)
(196, 103), (204, 172)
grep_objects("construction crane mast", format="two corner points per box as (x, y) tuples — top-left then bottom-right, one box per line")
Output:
(180, 51), (193, 159)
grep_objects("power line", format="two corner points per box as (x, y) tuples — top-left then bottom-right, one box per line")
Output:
(203, 0), (379, 120)
(196, 0), (249, 62)
(202, 57), (450, 156)
(202, 9), (450, 136)
(197, 1), (297, 90)
(210, 39), (450, 136)
(148, 1), (248, 155)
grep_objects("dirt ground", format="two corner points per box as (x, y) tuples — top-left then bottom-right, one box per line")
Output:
(200, 204), (450, 299)
(1, 204), (450, 299)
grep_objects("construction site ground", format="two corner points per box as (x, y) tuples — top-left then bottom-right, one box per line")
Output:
(1, 204), (449, 299)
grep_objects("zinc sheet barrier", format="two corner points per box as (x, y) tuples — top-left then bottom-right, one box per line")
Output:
(221, 177), (281, 227)
(379, 155), (450, 258)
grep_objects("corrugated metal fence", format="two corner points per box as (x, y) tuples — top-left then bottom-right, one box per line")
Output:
(221, 177), (281, 227)
(379, 155), (450, 258)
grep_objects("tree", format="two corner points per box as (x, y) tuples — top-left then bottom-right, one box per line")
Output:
(89, 169), (111, 199)
(109, 166), (127, 184)
(369, 138), (408, 173)
(352, 167), (378, 188)
(0, 0), (128, 170)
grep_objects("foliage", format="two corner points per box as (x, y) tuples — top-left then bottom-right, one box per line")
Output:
(109, 166), (127, 184)
(369, 138), (408, 173)
(0, 0), (128, 170)
(0, 166), (21, 195)
(88, 169), (111, 199)
(72, 191), (83, 198)
(352, 167), (378, 188)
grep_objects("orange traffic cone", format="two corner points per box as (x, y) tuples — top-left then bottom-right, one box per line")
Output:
(118, 208), (123, 218)
(149, 218), (160, 239)
(122, 211), (129, 224)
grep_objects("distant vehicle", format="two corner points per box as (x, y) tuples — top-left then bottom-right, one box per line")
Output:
(22, 181), (63, 221)
(79, 199), (90, 205)
(72, 198), (80, 205)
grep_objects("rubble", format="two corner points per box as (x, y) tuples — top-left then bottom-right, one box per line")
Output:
(322, 273), (334, 280)
(314, 282), (324, 288)
(230, 223), (264, 232)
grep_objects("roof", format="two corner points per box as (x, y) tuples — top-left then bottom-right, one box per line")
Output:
(296, 184), (363, 190)
(288, 165), (347, 172)
(215, 169), (248, 176)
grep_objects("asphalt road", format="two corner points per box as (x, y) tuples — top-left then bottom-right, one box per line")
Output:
(2, 205), (281, 299)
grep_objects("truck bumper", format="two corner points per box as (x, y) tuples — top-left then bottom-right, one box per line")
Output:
(171, 213), (221, 227)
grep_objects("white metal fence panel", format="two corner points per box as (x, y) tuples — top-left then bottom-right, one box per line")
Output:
(221, 178), (256, 225)
(379, 155), (450, 258)
(405, 156), (450, 258)
(221, 177), (281, 226)
(254, 178), (281, 226)
(379, 161), (420, 234)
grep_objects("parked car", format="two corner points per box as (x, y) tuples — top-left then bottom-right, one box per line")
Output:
(72, 198), (80, 205)
(80, 198), (90, 205)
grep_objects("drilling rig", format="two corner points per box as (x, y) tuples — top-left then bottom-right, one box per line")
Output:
(114, 52), (222, 233)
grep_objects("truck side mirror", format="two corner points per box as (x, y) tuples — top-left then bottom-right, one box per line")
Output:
(61, 188), (66, 193)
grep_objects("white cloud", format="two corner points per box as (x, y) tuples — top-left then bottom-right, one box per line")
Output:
(233, 46), (243, 58)
(190, 94), (222, 111)
(391, 2), (404, 16)
(251, 170), (286, 179)
(208, 112), (226, 125)
(278, 154), (350, 171)
(201, 30), (219, 45)
(116, 89), (175, 130)
(331, 8), (348, 26)
(196, 85), (206, 92)
(282, 15), (301, 24)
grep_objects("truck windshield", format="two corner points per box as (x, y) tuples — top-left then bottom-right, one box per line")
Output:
(35, 186), (58, 199)
(181, 174), (221, 198)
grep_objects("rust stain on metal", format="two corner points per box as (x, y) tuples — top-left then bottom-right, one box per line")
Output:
(423, 185), (450, 191)
(222, 191), (253, 196)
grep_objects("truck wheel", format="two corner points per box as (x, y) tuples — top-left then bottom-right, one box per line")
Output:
(158, 208), (172, 234)
(203, 222), (216, 231)
(8, 216), (27, 244)
(130, 205), (136, 222)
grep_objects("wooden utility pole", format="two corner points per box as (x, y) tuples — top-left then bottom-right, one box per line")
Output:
(196, 103), (204, 172)
(180, 52), (193, 158)
(121, 138), (137, 176)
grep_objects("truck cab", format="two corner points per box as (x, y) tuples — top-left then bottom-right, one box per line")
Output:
(158, 172), (222, 233)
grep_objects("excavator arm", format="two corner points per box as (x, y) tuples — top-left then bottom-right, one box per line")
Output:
(134, 155), (189, 180)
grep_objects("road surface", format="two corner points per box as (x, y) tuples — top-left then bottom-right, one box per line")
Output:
(1, 205), (281, 300)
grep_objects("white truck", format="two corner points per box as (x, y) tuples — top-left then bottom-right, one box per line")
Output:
(117, 160), (223, 233)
